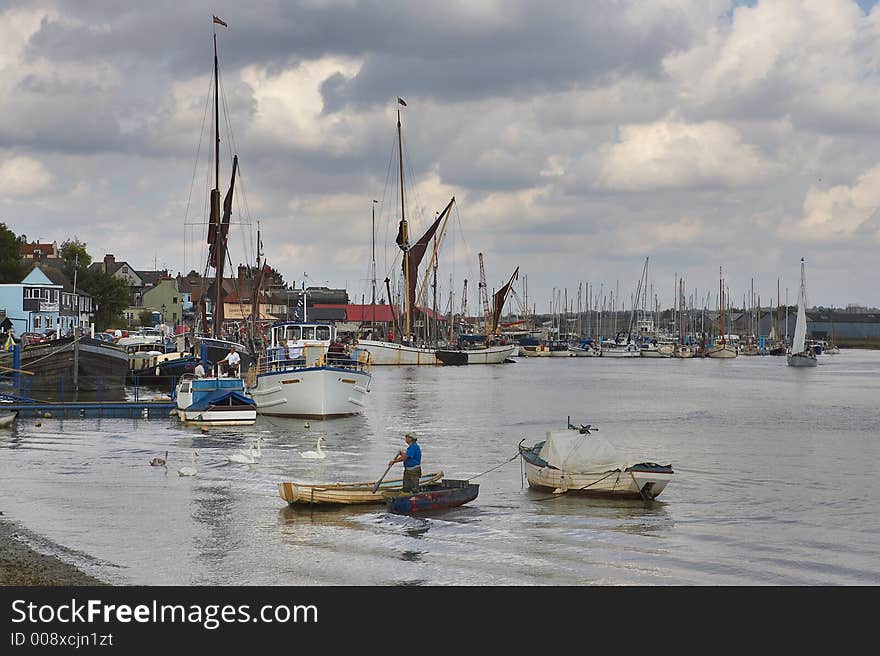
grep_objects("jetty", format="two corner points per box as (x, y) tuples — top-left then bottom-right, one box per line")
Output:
(0, 392), (175, 419)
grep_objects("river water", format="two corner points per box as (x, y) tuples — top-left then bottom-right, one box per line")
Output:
(1, 350), (878, 585)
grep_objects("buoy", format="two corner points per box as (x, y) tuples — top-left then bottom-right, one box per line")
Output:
(43, 412), (51, 418)
(35, 421), (41, 427)
(304, 422), (310, 429)
(201, 426), (209, 433)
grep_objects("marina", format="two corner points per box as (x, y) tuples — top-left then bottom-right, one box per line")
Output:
(0, 349), (878, 585)
(2, 3), (880, 604)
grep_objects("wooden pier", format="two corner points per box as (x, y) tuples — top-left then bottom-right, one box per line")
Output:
(1, 399), (176, 419)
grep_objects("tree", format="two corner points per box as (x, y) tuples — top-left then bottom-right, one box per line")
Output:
(59, 238), (92, 283)
(78, 269), (130, 331)
(186, 269), (200, 278)
(0, 222), (27, 283)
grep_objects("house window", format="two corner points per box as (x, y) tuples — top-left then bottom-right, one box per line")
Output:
(172, 297), (178, 304)
(34, 316), (41, 329)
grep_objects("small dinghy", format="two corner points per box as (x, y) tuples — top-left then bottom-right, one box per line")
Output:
(278, 471), (444, 505)
(0, 411), (17, 428)
(385, 478), (479, 515)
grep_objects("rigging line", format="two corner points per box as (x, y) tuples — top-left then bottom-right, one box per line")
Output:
(467, 453), (519, 480)
(182, 72), (215, 277)
(216, 69), (255, 272)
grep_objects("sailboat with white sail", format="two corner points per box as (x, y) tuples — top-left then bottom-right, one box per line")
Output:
(787, 258), (817, 367)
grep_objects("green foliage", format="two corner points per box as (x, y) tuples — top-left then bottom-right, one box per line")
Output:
(59, 238), (92, 282)
(0, 222), (28, 283)
(78, 269), (131, 331)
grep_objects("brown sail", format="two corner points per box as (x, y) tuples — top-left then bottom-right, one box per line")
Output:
(490, 267), (519, 335)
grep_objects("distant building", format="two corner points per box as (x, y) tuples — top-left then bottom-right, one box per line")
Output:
(19, 240), (59, 261)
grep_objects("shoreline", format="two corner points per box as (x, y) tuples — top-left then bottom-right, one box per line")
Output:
(0, 518), (106, 586)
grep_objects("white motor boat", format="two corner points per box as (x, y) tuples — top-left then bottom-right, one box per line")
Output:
(248, 322), (372, 418)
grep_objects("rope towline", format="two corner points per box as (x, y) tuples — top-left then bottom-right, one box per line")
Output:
(468, 453), (519, 480)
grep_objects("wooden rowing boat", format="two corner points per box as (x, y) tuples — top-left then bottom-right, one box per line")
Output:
(278, 471), (443, 505)
(385, 479), (479, 514)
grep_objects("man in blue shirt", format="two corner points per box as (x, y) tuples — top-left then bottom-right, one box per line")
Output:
(389, 433), (422, 492)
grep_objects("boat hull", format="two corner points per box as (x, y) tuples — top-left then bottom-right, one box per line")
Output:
(385, 479), (479, 514)
(7, 337), (129, 393)
(519, 345), (551, 357)
(435, 344), (517, 365)
(600, 346), (640, 357)
(787, 352), (818, 367)
(519, 448), (672, 500)
(705, 344), (738, 358)
(355, 339), (439, 365)
(249, 365), (371, 418)
(278, 471), (444, 505)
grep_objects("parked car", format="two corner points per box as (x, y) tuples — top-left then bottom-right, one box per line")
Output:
(20, 332), (50, 345)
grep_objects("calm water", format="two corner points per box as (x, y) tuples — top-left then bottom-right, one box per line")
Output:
(1, 350), (878, 585)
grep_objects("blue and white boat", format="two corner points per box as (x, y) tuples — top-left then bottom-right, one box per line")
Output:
(175, 375), (257, 426)
(247, 321), (371, 419)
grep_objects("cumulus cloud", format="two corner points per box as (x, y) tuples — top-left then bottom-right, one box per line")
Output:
(0, 154), (53, 195)
(0, 1), (879, 307)
(794, 163), (880, 240)
(597, 121), (770, 191)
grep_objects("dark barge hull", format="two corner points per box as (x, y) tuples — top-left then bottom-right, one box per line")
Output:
(3, 337), (129, 393)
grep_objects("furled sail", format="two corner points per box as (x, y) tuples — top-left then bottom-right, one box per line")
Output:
(208, 155), (238, 337)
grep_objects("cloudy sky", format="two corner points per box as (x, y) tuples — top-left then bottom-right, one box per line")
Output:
(2, 0), (880, 315)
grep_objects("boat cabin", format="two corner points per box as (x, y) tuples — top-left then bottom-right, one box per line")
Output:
(268, 322), (335, 348)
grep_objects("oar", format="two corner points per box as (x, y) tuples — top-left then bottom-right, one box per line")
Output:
(371, 457), (397, 494)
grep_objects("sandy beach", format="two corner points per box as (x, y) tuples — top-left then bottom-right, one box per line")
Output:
(0, 518), (105, 586)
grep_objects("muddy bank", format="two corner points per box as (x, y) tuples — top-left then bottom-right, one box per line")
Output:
(0, 519), (105, 586)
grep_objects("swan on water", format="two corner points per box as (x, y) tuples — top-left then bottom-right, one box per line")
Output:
(226, 444), (257, 464)
(178, 450), (198, 476)
(249, 436), (263, 459)
(300, 436), (325, 459)
(150, 450), (168, 467)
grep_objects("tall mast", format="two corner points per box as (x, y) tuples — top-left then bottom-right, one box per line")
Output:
(397, 101), (410, 342)
(212, 29), (222, 339)
(371, 199), (378, 332)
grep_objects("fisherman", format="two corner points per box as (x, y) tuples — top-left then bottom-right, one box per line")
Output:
(388, 433), (422, 492)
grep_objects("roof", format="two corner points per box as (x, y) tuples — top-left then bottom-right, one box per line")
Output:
(20, 242), (58, 258)
(313, 303), (396, 323)
(312, 303), (447, 322)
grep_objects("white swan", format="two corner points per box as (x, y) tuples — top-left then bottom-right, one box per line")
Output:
(226, 444), (257, 464)
(250, 437), (263, 459)
(178, 450), (198, 476)
(150, 450), (168, 467)
(300, 436), (325, 459)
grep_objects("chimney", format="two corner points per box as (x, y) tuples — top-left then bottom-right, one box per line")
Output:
(238, 264), (248, 285)
(103, 254), (115, 271)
